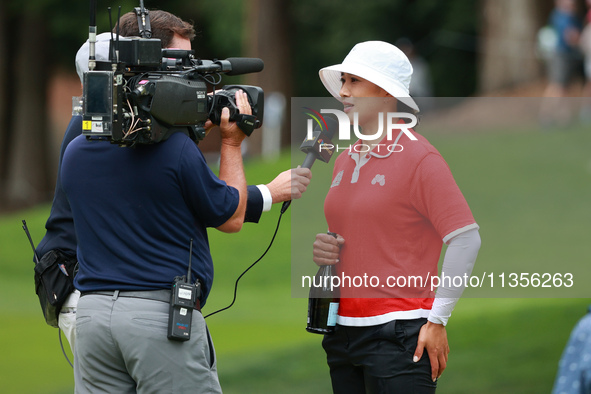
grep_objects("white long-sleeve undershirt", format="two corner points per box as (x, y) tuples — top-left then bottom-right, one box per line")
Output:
(428, 228), (481, 326)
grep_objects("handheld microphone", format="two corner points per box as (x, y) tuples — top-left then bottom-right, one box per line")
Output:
(281, 116), (338, 213)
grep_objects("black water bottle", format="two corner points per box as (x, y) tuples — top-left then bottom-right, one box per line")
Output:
(306, 232), (340, 334)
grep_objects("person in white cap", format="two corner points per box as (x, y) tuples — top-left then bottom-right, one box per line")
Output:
(312, 40), (481, 393)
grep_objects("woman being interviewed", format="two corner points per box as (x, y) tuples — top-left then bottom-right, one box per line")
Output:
(312, 41), (481, 393)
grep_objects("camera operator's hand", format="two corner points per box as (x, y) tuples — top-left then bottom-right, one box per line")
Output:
(219, 90), (251, 147)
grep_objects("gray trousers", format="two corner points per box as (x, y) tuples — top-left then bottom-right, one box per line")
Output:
(74, 292), (222, 394)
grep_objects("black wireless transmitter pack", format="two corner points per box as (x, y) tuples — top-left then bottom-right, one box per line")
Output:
(168, 239), (200, 341)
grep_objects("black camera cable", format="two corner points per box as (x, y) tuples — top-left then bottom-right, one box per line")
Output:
(204, 207), (286, 319)
(54, 207), (284, 367)
(204, 116), (335, 318)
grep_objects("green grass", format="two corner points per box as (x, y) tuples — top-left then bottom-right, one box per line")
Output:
(1, 125), (591, 393)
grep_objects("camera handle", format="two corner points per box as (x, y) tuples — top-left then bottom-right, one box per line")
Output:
(234, 114), (259, 137)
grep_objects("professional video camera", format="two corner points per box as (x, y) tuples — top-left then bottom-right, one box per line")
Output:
(82, 1), (264, 146)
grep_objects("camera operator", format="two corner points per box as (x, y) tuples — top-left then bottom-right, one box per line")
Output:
(63, 87), (246, 393)
(36, 9), (311, 355)
(60, 12), (256, 392)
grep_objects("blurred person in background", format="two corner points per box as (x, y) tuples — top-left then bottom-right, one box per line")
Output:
(552, 306), (591, 394)
(540, 0), (584, 127)
(579, 0), (591, 122)
(395, 37), (433, 98)
(543, 0), (583, 99)
(396, 37), (434, 112)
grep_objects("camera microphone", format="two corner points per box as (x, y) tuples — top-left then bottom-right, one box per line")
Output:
(226, 58), (264, 76)
(186, 58), (263, 76)
(88, 0), (98, 71)
(281, 116), (338, 213)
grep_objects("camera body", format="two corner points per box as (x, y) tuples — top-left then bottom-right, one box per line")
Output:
(82, 36), (264, 146)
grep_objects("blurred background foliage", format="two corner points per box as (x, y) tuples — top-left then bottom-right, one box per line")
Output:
(3, 0), (575, 209)
(289, 0), (479, 97)
(0, 0), (531, 210)
(22, 0), (480, 95)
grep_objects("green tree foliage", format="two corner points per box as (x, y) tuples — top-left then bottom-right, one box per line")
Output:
(289, 0), (478, 97)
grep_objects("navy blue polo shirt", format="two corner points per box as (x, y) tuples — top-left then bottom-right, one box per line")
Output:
(61, 132), (239, 304)
(36, 116), (83, 258)
(37, 116), (262, 262)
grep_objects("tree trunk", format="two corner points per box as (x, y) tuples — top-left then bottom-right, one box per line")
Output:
(479, 0), (551, 93)
(243, 0), (293, 157)
(0, 1), (9, 207)
(4, 13), (52, 208)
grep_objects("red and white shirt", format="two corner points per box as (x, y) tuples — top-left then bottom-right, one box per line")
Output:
(324, 130), (478, 326)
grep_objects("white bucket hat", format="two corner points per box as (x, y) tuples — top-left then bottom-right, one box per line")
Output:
(75, 32), (114, 84)
(319, 40), (419, 111)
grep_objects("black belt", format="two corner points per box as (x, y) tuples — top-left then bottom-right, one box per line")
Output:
(81, 289), (201, 311)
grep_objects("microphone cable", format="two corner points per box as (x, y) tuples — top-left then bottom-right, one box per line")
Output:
(204, 116), (337, 318)
(59, 329), (74, 368)
(204, 207), (286, 319)
(54, 205), (285, 366)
